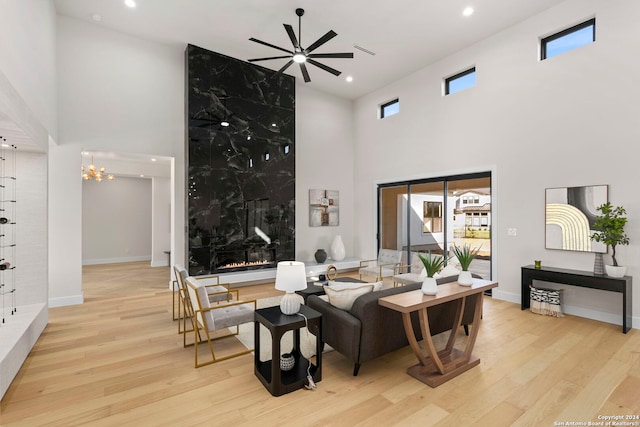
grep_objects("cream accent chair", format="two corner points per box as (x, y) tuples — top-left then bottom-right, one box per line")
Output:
(185, 276), (256, 368)
(173, 265), (232, 343)
(392, 252), (427, 287)
(359, 249), (402, 282)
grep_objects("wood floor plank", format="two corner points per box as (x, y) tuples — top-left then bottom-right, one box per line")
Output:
(1, 261), (639, 426)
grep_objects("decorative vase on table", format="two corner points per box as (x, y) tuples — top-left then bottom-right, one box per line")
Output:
(421, 277), (438, 295)
(314, 249), (327, 263)
(330, 235), (345, 261)
(458, 270), (473, 286)
(593, 253), (605, 275)
(605, 265), (626, 278)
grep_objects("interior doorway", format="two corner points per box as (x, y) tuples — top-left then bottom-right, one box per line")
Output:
(377, 172), (492, 279)
(80, 150), (174, 268)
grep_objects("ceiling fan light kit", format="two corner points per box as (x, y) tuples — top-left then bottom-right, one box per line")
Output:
(248, 8), (354, 82)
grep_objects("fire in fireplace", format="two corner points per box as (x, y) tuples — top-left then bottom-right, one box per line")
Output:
(218, 260), (272, 270)
(212, 248), (277, 273)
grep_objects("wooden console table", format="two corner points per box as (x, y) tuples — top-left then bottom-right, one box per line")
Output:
(379, 279), (498, 387)
(521, 265), (632, 334)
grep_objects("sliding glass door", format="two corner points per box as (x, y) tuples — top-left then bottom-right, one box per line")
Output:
(378, 172), (491, 279)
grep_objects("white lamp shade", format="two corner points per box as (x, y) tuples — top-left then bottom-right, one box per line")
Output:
(275, 261), (307, 292)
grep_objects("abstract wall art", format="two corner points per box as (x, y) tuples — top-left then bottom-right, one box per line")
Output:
(309, 189), (339, 227)
(545, 185), (608, 253)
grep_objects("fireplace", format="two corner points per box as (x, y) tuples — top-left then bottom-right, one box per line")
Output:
(212, 248), (277, 273)
(185, 45), (296, 277)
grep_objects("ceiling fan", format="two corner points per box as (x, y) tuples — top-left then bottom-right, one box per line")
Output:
(248, 8), (354, 82)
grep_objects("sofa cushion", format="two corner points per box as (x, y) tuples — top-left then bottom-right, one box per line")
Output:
(434, 264), (460, 278)
(328, 280), (383, 292)
(324, 284), (375, 311)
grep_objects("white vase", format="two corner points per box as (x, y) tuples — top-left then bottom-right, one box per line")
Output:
(605, 265), (626, 278)
(421, 277), (438, 295)
(330, 235), (346, 261)
(458, 270), (473, 286)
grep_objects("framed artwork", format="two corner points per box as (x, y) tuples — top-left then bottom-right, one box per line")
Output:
(545, 185), (608, 253)
(309, 189), (339, 226)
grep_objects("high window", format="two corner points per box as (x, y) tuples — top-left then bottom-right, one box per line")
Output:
(380, 99), (399, 118)
(541, 18), (595, 60)
(445, 67), (476, 95)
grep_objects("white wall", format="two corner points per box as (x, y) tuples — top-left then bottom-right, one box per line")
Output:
(53, 15), (185, 304)
(151, 177), (171, 267)
(16, 151), (48, 306)
(82, 177), (152, 265)
(295, 84), (355, 262)
(353, 0), (640, 327)
(0, 0), (57, 142)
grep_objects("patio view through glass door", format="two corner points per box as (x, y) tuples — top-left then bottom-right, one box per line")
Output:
(378, 172), (491, 279)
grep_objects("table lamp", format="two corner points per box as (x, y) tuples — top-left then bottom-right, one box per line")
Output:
(275, 261), (307, 315)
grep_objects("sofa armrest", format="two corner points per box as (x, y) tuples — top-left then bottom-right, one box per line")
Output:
(307, 295), (362, 363)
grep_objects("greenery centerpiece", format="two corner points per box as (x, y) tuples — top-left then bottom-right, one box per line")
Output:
(450, 244), (482, 285)
(590, 202), (629, 277)
(418, 254), (446, 295)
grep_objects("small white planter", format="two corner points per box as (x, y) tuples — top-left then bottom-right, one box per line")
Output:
(421, 277), (438, 295)
(605, 265), (626, 278)
(458, 270), (473, 286)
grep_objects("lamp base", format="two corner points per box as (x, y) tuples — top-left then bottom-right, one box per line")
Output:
(280, 292), (302, 315)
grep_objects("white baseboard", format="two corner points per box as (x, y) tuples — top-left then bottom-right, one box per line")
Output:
(82, 256), (151, 266)
(151, 260), (169, 267)
(492, 290), (637, 330)
(49, 293), (84, 308)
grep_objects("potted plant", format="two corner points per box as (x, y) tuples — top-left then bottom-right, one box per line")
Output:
(418, 254), (446, 295)
(450, 244), (482, 286)
(591, 202), (629, 277)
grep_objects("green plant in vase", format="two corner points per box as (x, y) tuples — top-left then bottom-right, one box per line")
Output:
(591, 202), (629, 277)
(418, 254), (446, 295)
(450, 244), (482, 286)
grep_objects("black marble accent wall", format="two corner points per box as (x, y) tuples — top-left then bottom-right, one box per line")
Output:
(186, 44), (296, 275)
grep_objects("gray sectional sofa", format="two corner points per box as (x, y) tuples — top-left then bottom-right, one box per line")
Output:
(307, 275), (479, 376)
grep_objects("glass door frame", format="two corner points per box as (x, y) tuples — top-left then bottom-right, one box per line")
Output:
(377, 171), (492, 279)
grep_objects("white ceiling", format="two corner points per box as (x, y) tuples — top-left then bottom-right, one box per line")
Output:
(3, 0), (569, 154)
(53, 0), (568, 100)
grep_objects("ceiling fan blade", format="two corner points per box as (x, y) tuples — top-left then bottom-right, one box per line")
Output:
(249, 37), (293, 55)
(284, 24), (299, 49)
(299, 63), (311, 82)
(248, 55), (293, 62)
(308, 52), (354, 59)
(307, 58), (341, 76)
(276, 59), (295, 74)
(305, 30), (337, 54)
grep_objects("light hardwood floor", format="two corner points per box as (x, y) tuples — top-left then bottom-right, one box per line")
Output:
(1, 262), (639, 426)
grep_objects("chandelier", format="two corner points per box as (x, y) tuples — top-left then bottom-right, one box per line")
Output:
(82, 156), (114, 181)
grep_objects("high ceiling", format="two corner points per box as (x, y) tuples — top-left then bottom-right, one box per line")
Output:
(54, 0), (568, 100)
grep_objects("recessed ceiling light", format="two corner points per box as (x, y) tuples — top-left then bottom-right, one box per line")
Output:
(91, 13), (102, 22)
(124, 0), (136, 8)
(463, 6), (474, 17)
(151, 158), (156, 162)
(345, 76), (353, 83)
(140, 174), (145, 177)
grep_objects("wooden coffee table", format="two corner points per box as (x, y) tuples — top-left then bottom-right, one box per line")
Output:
(378, 279), (498, 387)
